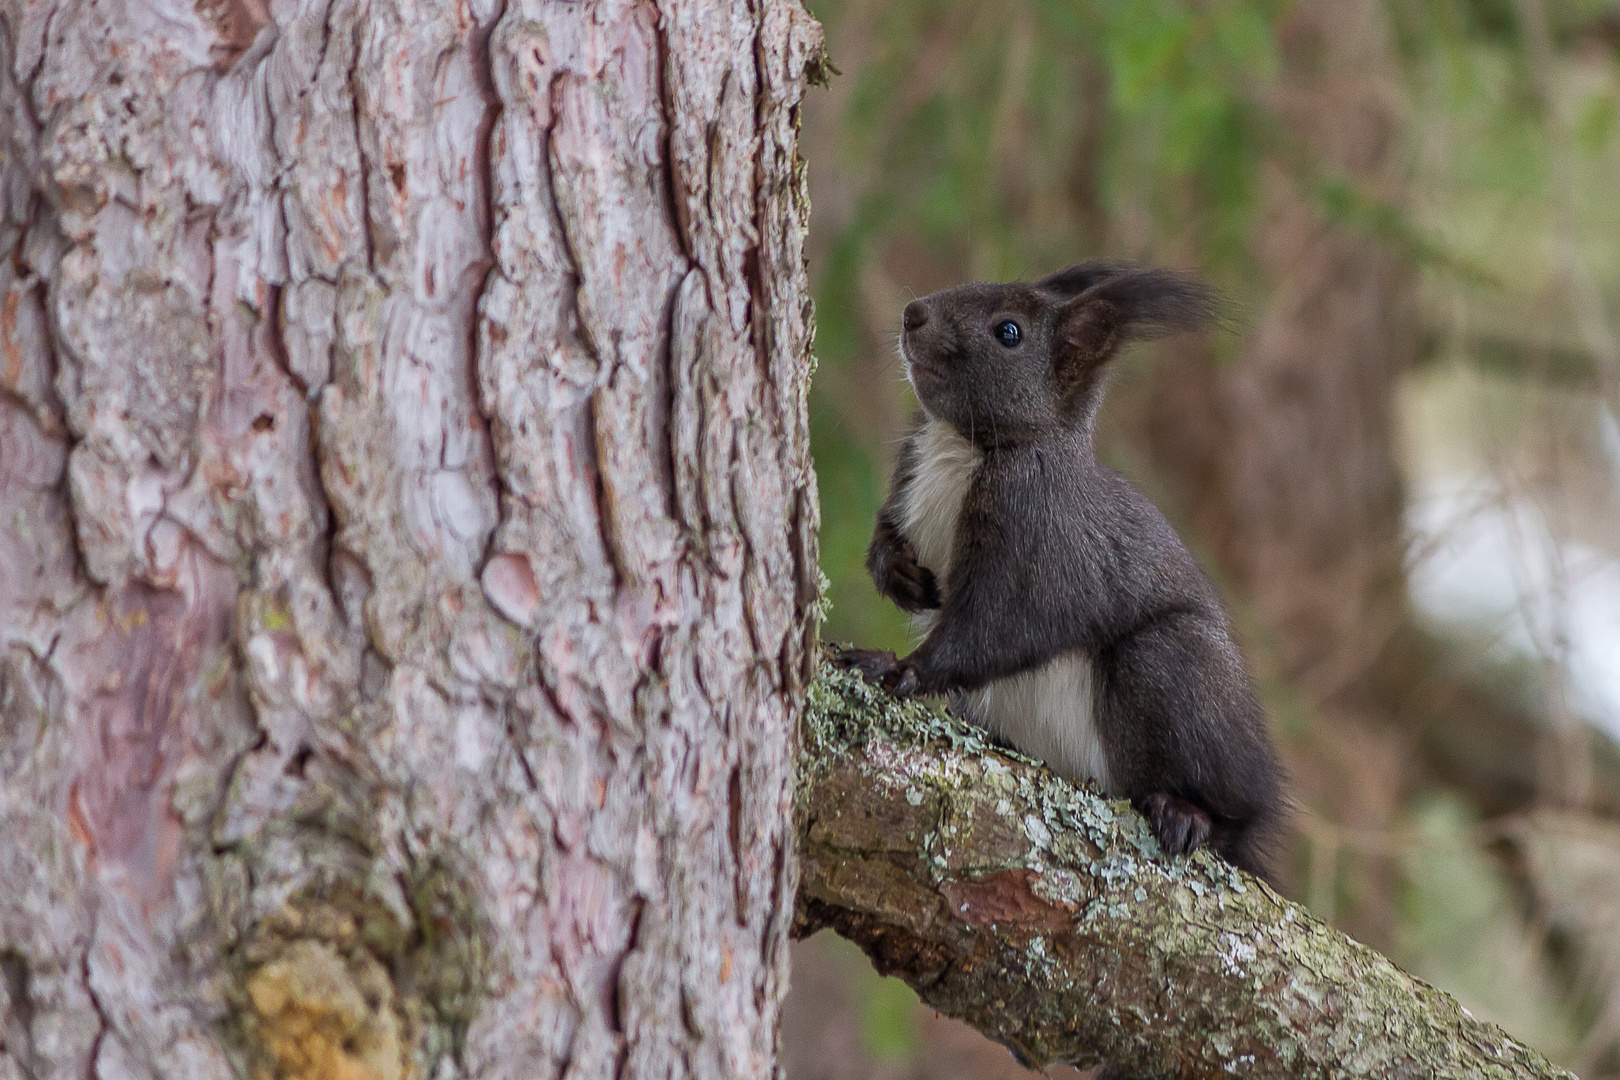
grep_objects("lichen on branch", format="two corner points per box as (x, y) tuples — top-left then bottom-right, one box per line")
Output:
(794, 663), (1574, 1079)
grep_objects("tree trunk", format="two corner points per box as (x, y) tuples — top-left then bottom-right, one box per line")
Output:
(0, 1), (822, 1078)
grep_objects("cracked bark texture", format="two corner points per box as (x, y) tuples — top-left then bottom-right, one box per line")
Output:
(0, 0), (822, 1077)
(796, 666), (1575, 1080)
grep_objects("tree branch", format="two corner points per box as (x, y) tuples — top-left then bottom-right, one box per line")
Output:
(793, 664), (1575, 1079)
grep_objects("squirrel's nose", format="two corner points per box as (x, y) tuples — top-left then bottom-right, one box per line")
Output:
(902, 300), (929, 333)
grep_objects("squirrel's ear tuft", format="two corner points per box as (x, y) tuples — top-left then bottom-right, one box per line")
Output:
(1055, 267), (1223, 365)
(1035, 260), (1132, 298)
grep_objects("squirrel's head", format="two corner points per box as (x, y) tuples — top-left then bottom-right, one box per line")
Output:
(900, 261), (1221, 446)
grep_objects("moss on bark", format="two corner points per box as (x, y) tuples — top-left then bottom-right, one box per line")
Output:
(795, 664), (1574, 1079)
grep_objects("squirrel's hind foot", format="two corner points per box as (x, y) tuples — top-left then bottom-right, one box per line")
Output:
(1138, 792), (1213, 858)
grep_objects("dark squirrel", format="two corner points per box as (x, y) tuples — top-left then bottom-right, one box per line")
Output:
(836, 260), (1286, 882)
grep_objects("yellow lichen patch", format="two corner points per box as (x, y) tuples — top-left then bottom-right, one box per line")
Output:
(244, 940), (411, 1080)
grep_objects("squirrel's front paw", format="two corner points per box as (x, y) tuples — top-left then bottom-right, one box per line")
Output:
(1138, 792), (1212, 857)
(830, 647), (921, 696)
(871, 532), (941, 613)
(882, 540), (941, 613)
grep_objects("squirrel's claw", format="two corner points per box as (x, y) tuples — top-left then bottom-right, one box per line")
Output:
(830, 647), (922, 697)
(1138, 792), (1213, 857)
(887, 540), (941, 612)
(886, 664), (921, 696)
(830, 646), (899, 682)
(890, 560), (941, 613)
(872, 534), (942, 613)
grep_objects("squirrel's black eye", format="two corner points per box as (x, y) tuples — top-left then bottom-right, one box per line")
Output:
(994, 320), (1022, 348)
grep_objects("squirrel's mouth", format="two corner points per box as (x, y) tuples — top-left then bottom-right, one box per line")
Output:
(904, 360), (947, 400)
(900, 341), (946, 386)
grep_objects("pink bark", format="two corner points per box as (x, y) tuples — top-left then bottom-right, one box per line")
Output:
(0, 1), (822, 1077)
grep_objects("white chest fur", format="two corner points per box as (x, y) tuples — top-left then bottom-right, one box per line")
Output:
(898, 419), (1111, 789)
(900, 419), (983, 579)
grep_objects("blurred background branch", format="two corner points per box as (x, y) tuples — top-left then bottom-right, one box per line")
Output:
(783, 0), (1620, 1075)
